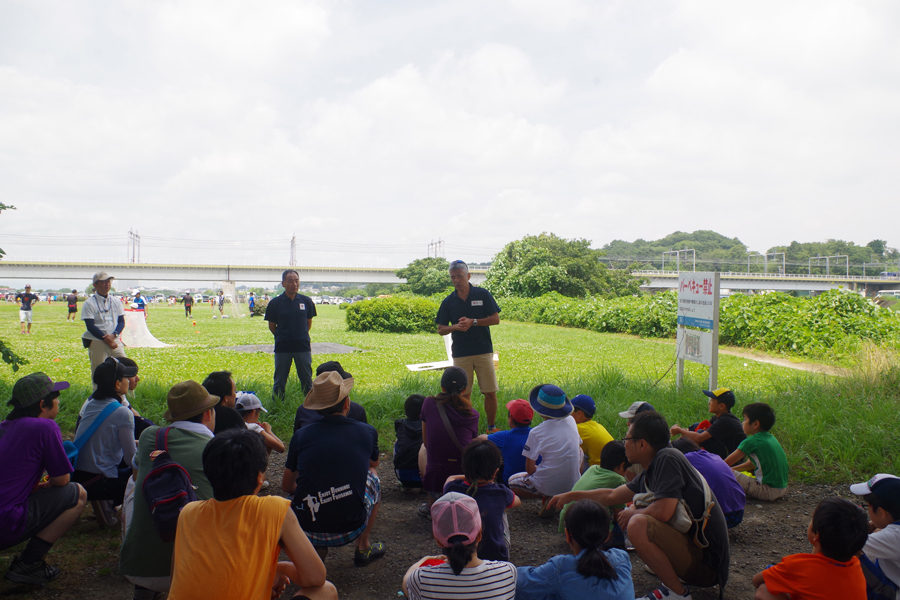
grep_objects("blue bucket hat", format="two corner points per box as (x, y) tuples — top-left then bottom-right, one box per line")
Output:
(529, 384), (573, 419)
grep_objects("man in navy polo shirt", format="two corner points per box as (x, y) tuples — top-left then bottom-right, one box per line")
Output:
(265, 269), (317, 399)
(436, 260), (501, 433)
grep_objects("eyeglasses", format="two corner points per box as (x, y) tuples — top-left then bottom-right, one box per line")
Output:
(621, 436), (642, 444)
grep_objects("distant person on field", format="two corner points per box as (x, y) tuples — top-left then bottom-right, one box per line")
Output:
(294, 361), (367, 432)
(248, 291), (256, 315)
(507, 384), (582, 517)
(217, 290), (225, 317)
(670, 388), (746, 460)
(66, 289), (78, 322)
(201, 370), (247, 435)
(182, 292), (193, 317)
(394, 394), (425, 489)
(724, 402), (788, 501)
(672, 438), (745, 529)
(570, 394), (614, 469)
(850, 474), (900, 600)
(16, 284), (38, 334)
(0, 373), (87, 586)
(436, 260), (502, 433)
(235, 392), (285, 455)
(133, 290), (148, 317)
(478, 399), (534, 485)
(82, 271), (126, 380)
(167, 428), (337, 600)
(752, 497), (868, 600)
(266, 269), (318, 399)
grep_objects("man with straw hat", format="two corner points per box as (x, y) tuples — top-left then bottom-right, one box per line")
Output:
(282, 371), (386, 567)
(120, 381), (218, 600)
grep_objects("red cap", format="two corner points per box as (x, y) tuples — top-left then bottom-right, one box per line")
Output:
(506, 399), (534, 423)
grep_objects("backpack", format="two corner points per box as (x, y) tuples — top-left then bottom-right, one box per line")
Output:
(142, 427), (198, 542)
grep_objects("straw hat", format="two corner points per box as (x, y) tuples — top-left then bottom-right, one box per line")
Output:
(303, 371), (355, 410)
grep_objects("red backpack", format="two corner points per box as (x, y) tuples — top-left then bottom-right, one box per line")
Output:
(142, 427), (199, 542)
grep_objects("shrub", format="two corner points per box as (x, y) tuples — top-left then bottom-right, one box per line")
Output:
(250, 298), (269, 317)
(345, 296), (439, 334)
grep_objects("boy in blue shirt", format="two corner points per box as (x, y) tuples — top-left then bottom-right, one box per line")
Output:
(478, 399), (533, 485)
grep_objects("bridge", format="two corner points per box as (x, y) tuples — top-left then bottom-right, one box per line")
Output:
(0, 260), (487, 285)
(634, 270), (900, 295)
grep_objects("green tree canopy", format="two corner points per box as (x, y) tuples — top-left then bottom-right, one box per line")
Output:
(484, 232), (643, 298)
(395, 257), (452, 296)
(0, 203), (27, 371)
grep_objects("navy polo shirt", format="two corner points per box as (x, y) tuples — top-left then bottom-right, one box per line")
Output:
(435, 285), (500, 358)
(264, 292), (317, 353)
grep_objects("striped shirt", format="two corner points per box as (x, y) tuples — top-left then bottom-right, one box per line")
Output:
(407, 560), (517, 600)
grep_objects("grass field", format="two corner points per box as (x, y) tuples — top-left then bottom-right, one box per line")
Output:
(2, 301), (898, 482)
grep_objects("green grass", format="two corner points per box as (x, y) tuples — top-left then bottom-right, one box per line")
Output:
(2, 302), (898, 483)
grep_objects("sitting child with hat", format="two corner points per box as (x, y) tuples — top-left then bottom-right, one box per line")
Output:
(478, 399), (535, 485)
(235, 392), (284, 455)
(850, 474), (900, 600)
(507, 384), (582, 517)
(570, 395), (613, 470)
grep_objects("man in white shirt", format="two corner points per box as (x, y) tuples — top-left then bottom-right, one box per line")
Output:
(81, 272), (126, 380)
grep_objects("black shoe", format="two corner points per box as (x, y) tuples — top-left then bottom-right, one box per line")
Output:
(354, 542), (386, 567)
(4, 555), (61, 585)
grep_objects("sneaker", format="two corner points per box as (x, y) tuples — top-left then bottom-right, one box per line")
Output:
(4, 555), (61, 585)
(485, 425), (500, 435)
(636, 585), (691, 600)
(353, 542), (386, 567)
(418, 502), (431, 519)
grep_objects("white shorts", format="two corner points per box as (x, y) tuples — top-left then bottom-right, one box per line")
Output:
(19, 310), (32, 323)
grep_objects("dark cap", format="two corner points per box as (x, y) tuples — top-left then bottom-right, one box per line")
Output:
(440, 366), (468, 394)
(571, 394), (596, 417)
(703, 387), (736, 408)
(316, 360), (352, 380)
(8, 372), (69, 407)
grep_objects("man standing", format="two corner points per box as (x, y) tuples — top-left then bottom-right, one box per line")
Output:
(247, 291), (256, 315)
(15, 284), (39, 334)
(182, 291), (193, 318)
(265, 269), (317, 399)
(216, 290), (225, 317)
(133, 291), (148, 320)
(435, 260), (501, 432)
(66, 290), (78, 322)
(81, 272), (126, 379)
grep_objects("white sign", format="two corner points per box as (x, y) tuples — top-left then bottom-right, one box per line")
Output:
(677, 327), (714, 366)
(677, 272), (717, 329)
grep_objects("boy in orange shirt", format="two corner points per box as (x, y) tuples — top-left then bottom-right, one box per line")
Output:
(752, 497), (868, 600)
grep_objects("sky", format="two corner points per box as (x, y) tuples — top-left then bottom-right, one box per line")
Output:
(1, 0), (899, 271)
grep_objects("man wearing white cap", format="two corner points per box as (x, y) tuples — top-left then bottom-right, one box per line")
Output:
(81, 271), (126, 379)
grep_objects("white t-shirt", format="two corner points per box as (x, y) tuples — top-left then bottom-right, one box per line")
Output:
(864, 522), (900, 585)
(521, 416), (582, 496)
(81, 293), (125, 341)
(407, 560), (516, 600)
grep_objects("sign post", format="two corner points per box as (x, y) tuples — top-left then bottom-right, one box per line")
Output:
(676, 272), (720, 391)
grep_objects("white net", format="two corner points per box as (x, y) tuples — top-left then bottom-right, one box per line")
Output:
(220, 281), (245, 318)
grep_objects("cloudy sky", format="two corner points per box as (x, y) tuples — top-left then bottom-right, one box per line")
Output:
(1, 0), (898, 270)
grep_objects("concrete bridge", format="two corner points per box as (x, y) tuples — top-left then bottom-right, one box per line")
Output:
(634, 270), (900, 295)
(0, 260), (487, 285)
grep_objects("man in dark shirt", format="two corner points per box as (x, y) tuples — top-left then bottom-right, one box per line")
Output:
(670, 388), (746, 460)
(435, 260), (501, 432)
(201, 370), (246, 435)
(549, 411), (730, 600)
(293, 361), (368, 432)
(16, 284), (39, 334)
(66, 290), (78, 322)
(265, 269), (317, 399)
(182, 293), (193, 318)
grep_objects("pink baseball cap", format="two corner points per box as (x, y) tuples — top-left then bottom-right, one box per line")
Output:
(431, 492), (481, 547)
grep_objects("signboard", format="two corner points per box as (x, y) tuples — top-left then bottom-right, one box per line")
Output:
(677, 273), (717, 329)
(677, 327), (714, 366)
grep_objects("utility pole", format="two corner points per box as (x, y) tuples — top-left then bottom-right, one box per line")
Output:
(127, 229), (140, 263)
(290, 234), (297, 266)
(427, 238), (445, 258)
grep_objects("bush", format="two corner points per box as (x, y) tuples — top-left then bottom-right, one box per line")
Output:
(251, 298), (269, 317)
(345, 296), (440, 334)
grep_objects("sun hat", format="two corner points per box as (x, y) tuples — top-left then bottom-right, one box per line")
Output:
(235, 392), (267, 413)
(440, 366), (468, 394)
(529, 384), (573, 419)
(303, 371), (355, 410)
(92, 271), (114, 283)
(316, 360), (352, 380)
(571, 394), (596, 417)
(431, 492), (482, 547)
(164, 380), (220, 422)
(506, 399), (534, 423)
(8, 372), (69, 407)
(703, 387), (736, 408)
(850, 474), (900, 505)
(618, 401), (655, 419)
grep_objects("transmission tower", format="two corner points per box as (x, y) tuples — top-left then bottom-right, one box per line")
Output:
(427, 238), (445, 258)
(290, 234), (297, 266)
(128, 229), (141, 263)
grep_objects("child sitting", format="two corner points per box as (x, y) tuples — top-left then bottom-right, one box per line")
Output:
(724, 402), (788, 501)
(517, 499), (633, 600)
(752, 497), (868, 600)
(672, 438), (745, 529)
(670, 387), (745, 460)
(235, 392), (284, 455)
(482, 399), (534, 484)
(850, 474), (900, 600)
(507, 384), (582, 517)
(444, 439), (521, 561)
(558, 441), (630, 545)
(167, 428), (336, 600)
(402, 492), (517, 600)
(570, 395), (613, 468)
(394, 394), (425, 489)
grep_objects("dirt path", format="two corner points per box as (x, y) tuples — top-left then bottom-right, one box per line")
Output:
(1, 452), (854, 600)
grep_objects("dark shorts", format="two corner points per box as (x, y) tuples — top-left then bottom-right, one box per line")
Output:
(1, 483), (81, 550)
(68, 307), (77, 313)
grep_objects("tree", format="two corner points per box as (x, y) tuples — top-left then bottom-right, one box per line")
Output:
(0, 203), (27, 371)
(484, 232), (643, 298)
(0, 203), (14, 259)
(395, 257), (452, 296)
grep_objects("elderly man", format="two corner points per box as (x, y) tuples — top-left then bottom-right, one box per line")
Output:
(119, 380), (218, 600)
(282, 372), (385, 567)
(81, 271), (126, 379)
(265, 269), (317, 399)
(435, 260), (501, 432)
(548, 411), (731, 600)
